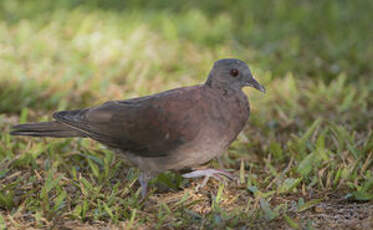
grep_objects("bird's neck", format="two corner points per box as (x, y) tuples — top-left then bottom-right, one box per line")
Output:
(205, 75), (242, 96)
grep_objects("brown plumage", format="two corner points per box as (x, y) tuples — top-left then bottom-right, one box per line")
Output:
(11, 58), (265, 196)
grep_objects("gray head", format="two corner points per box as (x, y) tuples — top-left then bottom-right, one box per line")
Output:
(205, 58), (265, 93)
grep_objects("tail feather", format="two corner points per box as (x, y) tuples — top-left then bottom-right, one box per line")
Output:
(10, 121), (85, 138)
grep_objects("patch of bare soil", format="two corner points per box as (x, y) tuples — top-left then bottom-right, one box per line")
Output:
(298, 201), (373, 230)
(261, 200), (373, 230)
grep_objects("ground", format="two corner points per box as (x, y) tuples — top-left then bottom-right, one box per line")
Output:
(0, 0), (372, 229)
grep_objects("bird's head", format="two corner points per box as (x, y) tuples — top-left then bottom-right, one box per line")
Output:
(206, 58), (265, 93)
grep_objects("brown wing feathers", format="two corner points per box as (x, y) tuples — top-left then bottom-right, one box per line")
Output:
(10, 121), (85, 138)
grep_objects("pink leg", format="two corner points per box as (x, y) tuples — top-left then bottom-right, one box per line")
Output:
(182, 168), (234, 189)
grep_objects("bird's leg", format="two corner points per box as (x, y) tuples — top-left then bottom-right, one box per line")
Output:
(182, 168), (234, 189)
(217, 156), (225, 168)
(139, 172), (153, 198)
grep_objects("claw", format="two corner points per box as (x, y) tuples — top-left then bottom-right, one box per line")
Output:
(214, 169), (235, 180)
(182, 168), (235, 189)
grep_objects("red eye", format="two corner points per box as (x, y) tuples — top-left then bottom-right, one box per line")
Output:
(230, 68), (239, 77)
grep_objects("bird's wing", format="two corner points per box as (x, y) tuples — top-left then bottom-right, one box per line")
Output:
(53, 86), (205, 157)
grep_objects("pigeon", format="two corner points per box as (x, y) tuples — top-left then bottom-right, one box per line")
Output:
(10, 58), (265, 197)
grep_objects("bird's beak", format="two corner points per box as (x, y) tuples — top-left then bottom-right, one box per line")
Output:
(245, 76), (266, 93)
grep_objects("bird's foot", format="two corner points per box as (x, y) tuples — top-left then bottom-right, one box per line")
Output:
(182, 168), (234, 190)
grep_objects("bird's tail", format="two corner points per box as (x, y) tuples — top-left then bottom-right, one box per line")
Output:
(10, 121), (85, 138)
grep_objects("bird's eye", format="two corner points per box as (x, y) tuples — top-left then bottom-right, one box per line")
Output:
(230, 68), (239, 77)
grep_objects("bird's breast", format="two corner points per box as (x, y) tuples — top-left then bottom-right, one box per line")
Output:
(206, 91), (249, 134)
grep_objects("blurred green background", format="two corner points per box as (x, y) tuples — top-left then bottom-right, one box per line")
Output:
(0, 0), (372, 229)
(0, 0), (372, 113)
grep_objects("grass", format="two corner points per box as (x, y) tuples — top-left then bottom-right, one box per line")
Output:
(0, 0), (372, 229)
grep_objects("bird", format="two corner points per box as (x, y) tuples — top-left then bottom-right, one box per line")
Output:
(10, 58), (265, 197)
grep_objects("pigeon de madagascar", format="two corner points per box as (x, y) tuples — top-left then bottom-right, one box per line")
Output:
(11, 58), (265, 197)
